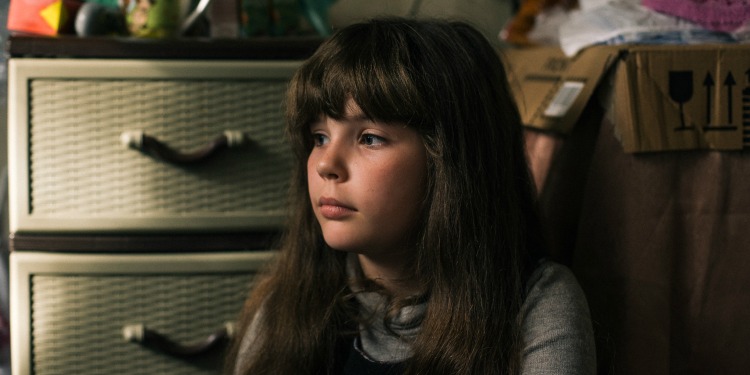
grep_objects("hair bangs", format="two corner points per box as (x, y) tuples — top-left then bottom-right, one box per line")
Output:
(286, 23), (429, 150)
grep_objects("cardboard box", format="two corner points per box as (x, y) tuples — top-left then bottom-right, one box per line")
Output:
(501, 45), (621, 134)
(612, 44), (750, 153)
(502, 43), (750, 153)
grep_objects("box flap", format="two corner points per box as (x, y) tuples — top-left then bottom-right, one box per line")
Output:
(613, 44), (750, 153)
(501, 45), (620, 133)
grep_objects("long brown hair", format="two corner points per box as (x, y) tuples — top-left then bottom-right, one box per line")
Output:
(227, 17), (544, 374)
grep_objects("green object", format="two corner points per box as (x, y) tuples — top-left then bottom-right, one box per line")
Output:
(126, 0), (181, 38)
(240, 0), (271, 37)
(87, 0), (120, 9)
(240, 0), (300, 37)
(298, 0), (335, 36)
(240, 0), (336, 37)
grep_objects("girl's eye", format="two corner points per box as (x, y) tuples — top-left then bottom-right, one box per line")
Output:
(312, 133), (329, 147)
(360, 134), (386, 146)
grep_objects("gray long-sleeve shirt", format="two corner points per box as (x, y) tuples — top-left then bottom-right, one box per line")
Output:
(352, 260), (596, 374)
(236, 260), (596, 374)
(518, 261), (597, 374)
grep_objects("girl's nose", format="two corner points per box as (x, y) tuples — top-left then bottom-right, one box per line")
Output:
(315, 143), (348, 181)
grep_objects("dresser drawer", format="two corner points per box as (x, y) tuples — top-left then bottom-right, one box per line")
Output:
(10, 250), (274, 375)
(8, 58), (301, 233)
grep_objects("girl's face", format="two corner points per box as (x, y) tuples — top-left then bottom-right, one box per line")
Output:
(307, 100), (427, 261)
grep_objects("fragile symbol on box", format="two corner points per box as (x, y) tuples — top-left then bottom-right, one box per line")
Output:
(669, 71), (694, 130)
(669, 69), (745, 132)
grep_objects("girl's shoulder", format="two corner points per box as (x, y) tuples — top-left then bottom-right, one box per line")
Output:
(519, 259), (597, 375)
(524, 259), (583, 300)
(522, 259), (591, 319)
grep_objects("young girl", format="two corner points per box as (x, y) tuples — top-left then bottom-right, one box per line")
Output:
(228, 17), (595, 375)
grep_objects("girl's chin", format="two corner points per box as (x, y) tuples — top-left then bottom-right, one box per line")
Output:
(323, 242), (361, 253)
(321, 237), (369, 254)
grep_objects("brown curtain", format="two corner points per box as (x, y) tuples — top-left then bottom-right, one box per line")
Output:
(526, 102), (750, 374)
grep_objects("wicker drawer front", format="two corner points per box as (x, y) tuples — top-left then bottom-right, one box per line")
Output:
(11, 251), (274, 375)
(8, 58), (301, 233)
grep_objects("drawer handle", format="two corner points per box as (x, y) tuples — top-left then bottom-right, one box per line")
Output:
(120, 130), (248, 165)
(122, 322), (235, 358)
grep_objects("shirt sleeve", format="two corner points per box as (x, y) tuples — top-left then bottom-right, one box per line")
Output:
(519, 261), (597, 375)
(234, 308), (263, 375)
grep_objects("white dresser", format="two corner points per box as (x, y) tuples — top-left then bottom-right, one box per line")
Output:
(5, 36), (318, 375)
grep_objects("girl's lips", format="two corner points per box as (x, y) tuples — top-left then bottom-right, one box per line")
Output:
(318, 197), (356, 220)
